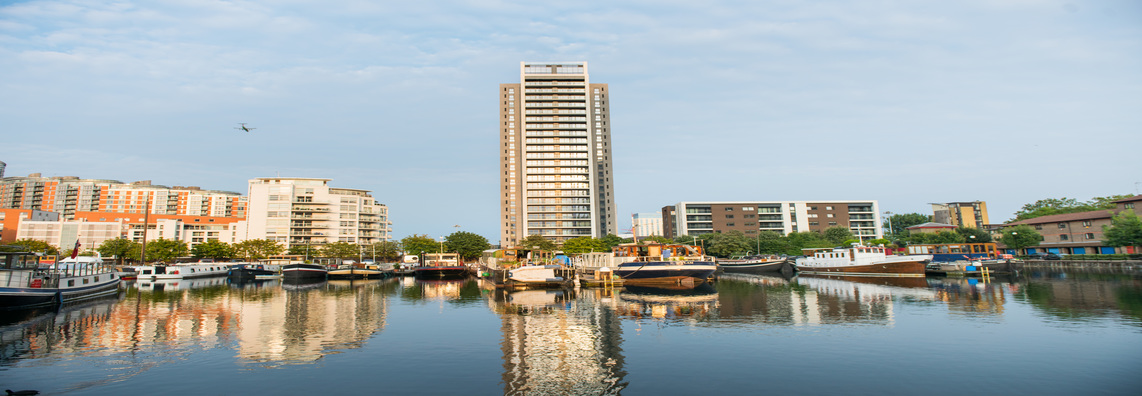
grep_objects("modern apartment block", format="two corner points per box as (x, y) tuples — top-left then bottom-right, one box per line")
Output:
(0, 173), (245, 219)
(932, 201), (989, 229)
(245, 178), (392, 249)
(15, 212), (247, 253)
(0, 208), (60, 242)
(499, 62), (617, 246)
(661, 201), (883, 240)
(632, 213), (663, 238)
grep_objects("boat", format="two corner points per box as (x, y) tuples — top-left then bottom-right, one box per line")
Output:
(605, 243), (718, 288)
(414, 253), (469, 279)
(131, 259), (230, 280)
(114, 266), (138, 280)
(227, 263), (277, 280)
(0, 250), (122, 310)
(902, 243), (1021, 275)
(794, 244), (930, 277)
(327, 262), (387, 280)
(502, 264), (573, 289)
(716, 255), (793, 275)
(282, 263), (328, 281)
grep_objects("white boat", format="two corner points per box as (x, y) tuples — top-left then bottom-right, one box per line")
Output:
(1, 251), (121, 310)
(794, 244), (931, 277)
(576, 243), (717, 288)
(505, 264), (571, 288)
(132, 259), (230, 280)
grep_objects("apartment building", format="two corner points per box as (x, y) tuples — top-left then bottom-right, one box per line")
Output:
(0, 173), (245, 219)
(245, 177), (392, 249)
(15, 212), (247, 253)
(932, 201), (989, 229)
(499, 62), (617, 246)
(1004, 195), (1142, 255)
(661, 201), (882, 240)
(0, 208), (60, 242)
(632, 213), (663, 238)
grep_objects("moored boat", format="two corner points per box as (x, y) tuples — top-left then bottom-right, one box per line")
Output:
(0, 250), (121, 310)
(132, 259), (229, 280)
(414, 253), (469, 279)
(327, 262), (387, 280)
(717, 255), (793, 275)
(227, 263), (277, 280)
(282, 263), (328, 281)
(503, 264), (573, 289)
(794, 244), (930, 277)
(607, 243), (717, 288)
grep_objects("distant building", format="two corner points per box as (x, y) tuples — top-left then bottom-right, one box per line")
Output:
(0, 208), (60, 242)
(661, 201), (882, 240)
(905, 222), (958, 234)
(499, 62), (617, 246)
(632, 213), (663, 238)
(15, 211), (248, 253)
(932, 201), (989, 229)
(0, 174), (245, 220)
(245, 177), (392, 250)
(1003, 195), (1142, 255)
(0, 160), (5, 178)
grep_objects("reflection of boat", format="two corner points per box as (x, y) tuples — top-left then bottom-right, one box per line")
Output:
(717, 272), (792, 286)
(134, 276), (228, 291)
(282, 263), (328, 281)
(582, 243), (716, 289)
(415, 279), (466, 299)
(132, 259), (229, 280)
(616, 284), (718, 319)
(414, 253), (469, 279)
(282, 279), (326, 291)
(794, 274), (938, 301)
(0, 251), (122, 310)
(794, 245), (930, 277)
(327, 278), (385, 288)
(717, 255), (793, 275)
(228, 263), (277, 280)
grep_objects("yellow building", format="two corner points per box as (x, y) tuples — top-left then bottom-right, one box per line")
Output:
(932, 201), (989, 229)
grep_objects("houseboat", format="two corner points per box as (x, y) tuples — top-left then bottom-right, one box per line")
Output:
(227, 263), (277, 281)
(601, 243), (717, 288)
(132, 259), (230, 280)
(414, 253), (469, 279)
(282, 263), (328, 281)
(716, 255), (793, 274)
(904, 242), (1021, 275)
(0, 251), (121, 310)
(327, 262), (387, 280)
(794, 244), (930, 277)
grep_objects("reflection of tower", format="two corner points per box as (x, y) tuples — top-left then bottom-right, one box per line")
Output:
(263, 280), (390, 364)
(495, 289), (627, 395)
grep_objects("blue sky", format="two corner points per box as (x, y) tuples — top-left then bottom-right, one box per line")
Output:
(2, 0), (1140, 243)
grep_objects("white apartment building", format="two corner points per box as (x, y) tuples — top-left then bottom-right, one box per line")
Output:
(662, 201), (883, 240)
(17, 217), (248, 254)
(245, 178), (392, 249)
(632, 213), (663, 238)
(499, 62), (617, 246)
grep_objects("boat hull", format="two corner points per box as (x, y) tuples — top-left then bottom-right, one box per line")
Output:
(795, 260), (927, 277)
(282, 264), (328, 281)
(133, 264), (230, 280)
(414, 266), (470, 279)
(613, 261), (717, 288)
(327, 268), (387, 280)
(0, 278), (121, 310)
(718, 259), (793, 275)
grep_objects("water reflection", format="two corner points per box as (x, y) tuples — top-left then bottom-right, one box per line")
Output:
(489, 288), (627, 395)
(1015, 269), (1142, 325)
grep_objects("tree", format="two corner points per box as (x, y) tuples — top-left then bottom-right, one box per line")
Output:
(600, 234), (624, 249)
(10, 239), (60, 256)
(445, 231), (491, 260)
(97, 238), (138, 265)
(1103, 211), (1142, 251)
(823, 227), (855, 245)
(233, 239), (283, 261)
(756, 231), (791, 254)
(703, 230), (753, 258)
(321, 242), (360, 260)
(998, 225), (1041, 251)
(144, 238), (188, 263)
(955, 227), (993, 243)
(190, 240), (233, 260)
(562, 237), (608, 255)
(287, 244), (316, 258)
(639, 235), (672, 244)
(930, 231), (966, 244)
(365, 241), (401, 262)
(887, 213), (931, 236)
(673, 235), (697, 245)
(1011, 195), (1130, 222)
(401, 234), (440, 257)
(519, 235), (556, 251)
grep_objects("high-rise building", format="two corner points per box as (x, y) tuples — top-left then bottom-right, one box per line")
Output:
(499, 62), (617, 246)
(931, 201), (989, 229)
(245, 177), (392, 249)
(0, 174), (245, 219)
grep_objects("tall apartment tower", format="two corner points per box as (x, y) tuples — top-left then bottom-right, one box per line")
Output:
(499, 62), (617, 246)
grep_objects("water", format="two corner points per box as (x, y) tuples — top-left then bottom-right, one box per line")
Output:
(2, 269), (1140, 395)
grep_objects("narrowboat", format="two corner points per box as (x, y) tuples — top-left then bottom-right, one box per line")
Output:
(0, 251), (121, 310)
(414, 253), (469, 279)
(794, 244), (930, 277)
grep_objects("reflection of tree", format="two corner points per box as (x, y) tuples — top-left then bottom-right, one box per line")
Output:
(1014, 270), (1142, 323)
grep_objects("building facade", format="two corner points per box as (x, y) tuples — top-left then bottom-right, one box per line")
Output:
(0, 174), (245, 220)
(662, 201), (882, 240)
(15, 212), (248, 254)
(632, 213), (663, 238)
(1003, 195), (1142, 255)
(0, 208), (60, 242)
(932, 201), (989, 229)
(499, 62), (617, 246)
(245, 177), (392, 250)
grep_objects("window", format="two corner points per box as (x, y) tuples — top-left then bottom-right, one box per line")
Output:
(1085, 233), (1095, 240)
(828, 222), (837, 226)
(1082, 221), (1092, 227)
(725, 215), (734, 219)
(1060, 234), (1069, 241)
(1034, 225), (1042, 230)
(1058, 223), (1066, 229)
(743, 207), (754, 211)
(726, 223), (735, 226)
(1127, 203), (1135, 209)
(725, 207), (734, 211)
(825, 206), (833, 210)
(827, 214), (834, 218)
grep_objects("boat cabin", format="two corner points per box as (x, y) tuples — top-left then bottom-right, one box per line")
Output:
(905, 243), (997, 262)
(612, 243), (703, 260)
(423, 253), (461, 267)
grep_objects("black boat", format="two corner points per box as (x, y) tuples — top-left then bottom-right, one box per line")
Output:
(227, 263), (277, 280)
(282, 263), (328, 281)
(716, 255), (794, 275)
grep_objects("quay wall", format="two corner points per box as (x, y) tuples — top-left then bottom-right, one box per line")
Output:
(1021, 260), (1142, 271)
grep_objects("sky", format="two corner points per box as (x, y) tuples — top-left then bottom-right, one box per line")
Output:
(1, 0), (1140, 243)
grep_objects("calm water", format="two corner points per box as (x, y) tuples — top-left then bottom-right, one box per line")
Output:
(2, 269), (1141, 395)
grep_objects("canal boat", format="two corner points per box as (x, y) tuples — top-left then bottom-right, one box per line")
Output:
(227, 263), (277, 280)
(0, 250), (122, 310)
(903, 243), (1021, 275)
(501, 264), (574, 289)
(414, 253), (469, 279)
(132, 259), (230, 280)
(607, 243), (718, 288)
(794, 244), (930, 277)
(327, 262), (387, 280)
(282, 263), (328, 281)
(716, 255), (793, 275)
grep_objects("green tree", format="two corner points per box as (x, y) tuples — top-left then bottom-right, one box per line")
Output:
(866, 238), (891, 246)
(955, 227), (993, 243)
(931, 231), (966, 244)
(445, 231), (491, 260)
(998, 225), (1041, 251)
(401, 234), (440, 256)
(145, 238), (188, 263)
(600, 234), (624, 249)
(704, 230), (753, 258)
(97, 238), (138, 265)
(233, 239), (284, 261)
(1011, 196), (1130, 222)
(287, 243), (317, 258)
(639, 235), (672, 244)
(673, 235), (697, 245)
(785, 232), (833, 255)
(364, 241), (401, 262)
(560, 237), (606, 255)
(10, 239), (60, 256)
(190, 240), (233, 260)
(823, 227), (855, 245)
(321, 241), (360, 260)
(1103, 211), (1142, 251)
(519, 234), (557, 251)
(887, 213), (931, 236)
(756, 231), (791, 254)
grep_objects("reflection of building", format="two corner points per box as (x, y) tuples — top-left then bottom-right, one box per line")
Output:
(493, 289), (627, 395)
(661, 201), (882, 239)
(932, 201), (989, 228)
